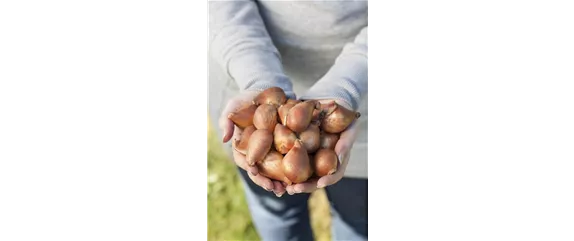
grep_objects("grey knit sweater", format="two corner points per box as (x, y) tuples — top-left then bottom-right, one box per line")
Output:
(209, 0), (368, 178)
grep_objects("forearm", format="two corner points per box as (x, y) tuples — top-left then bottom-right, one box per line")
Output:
(300, 27), (368, 110)
(209, 0), (295, 98)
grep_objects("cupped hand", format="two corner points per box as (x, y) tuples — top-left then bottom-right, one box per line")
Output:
(219, 90), (287, 197)
(286, 99), (360, 195)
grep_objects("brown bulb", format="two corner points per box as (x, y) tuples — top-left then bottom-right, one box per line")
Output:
(227, 104), (257, 129)
(313, 149), (338, 177)
(253, 104), (278, 130)
(285, 100), (320, 133)
(319, 132), (339, 150)
(232, 125), (256, 155)
(257, 150), (292, 185)
(273, 124), (297, 154)
(282, 141), (313, 184)
(320, 101), (361, 134)
(299, 123), (320, 153)
(253, 87), (287, 106)
(277, 102), (297, 126)
(246, 129), (273, 166)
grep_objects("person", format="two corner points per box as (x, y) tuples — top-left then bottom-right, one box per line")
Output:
(208, 1), (368, 240)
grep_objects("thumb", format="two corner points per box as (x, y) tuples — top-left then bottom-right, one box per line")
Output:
(334, 121), (359, 164)
(219, 101), (237, 143)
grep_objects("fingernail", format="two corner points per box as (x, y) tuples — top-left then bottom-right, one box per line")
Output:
(287, 189), (294, 195)
(275, 193), (283, 198)
(221, 132), (226, 142)
(250, 171), (257, 176)
(337, 154), (344, 165)
(317, 183), (325, 189)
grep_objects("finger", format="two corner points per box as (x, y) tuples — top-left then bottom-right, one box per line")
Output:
(286, 185), (295, 195)
(231, 125), (243, 141)
(230, 126), (246, 152)
(335, 121), (359, 163)
(290, 178), (319, 194)
(272, 181), (286, 197)
(232, 149), (259, 176)
(219, 101), (238, 143)
(248, 171), (274, 191)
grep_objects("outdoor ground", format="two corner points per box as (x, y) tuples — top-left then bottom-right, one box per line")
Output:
(208, 118), (332, 241)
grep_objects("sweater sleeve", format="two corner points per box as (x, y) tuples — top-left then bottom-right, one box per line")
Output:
(209, 0), (295, 98)
(299, 26), (368, 110)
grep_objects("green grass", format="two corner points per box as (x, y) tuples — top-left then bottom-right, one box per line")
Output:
(208, 119), (332, 241)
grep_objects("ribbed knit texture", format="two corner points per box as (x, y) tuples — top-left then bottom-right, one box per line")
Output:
(209, 0), (367, 108)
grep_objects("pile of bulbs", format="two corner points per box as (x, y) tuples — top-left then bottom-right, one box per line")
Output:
(228, 87), (361, 185)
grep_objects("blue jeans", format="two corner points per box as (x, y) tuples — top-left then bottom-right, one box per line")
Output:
(238, 168), (368, 241)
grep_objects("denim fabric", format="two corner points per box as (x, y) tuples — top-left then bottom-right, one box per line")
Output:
(238, 168), (368, 241)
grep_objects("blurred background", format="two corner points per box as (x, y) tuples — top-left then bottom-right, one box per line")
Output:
(199, 0), (208, 241)
(208, 117), (333, 241)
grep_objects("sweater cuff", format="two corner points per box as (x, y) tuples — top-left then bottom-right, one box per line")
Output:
(227, 50), (296, 99)
(299, 54), (367, 110)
